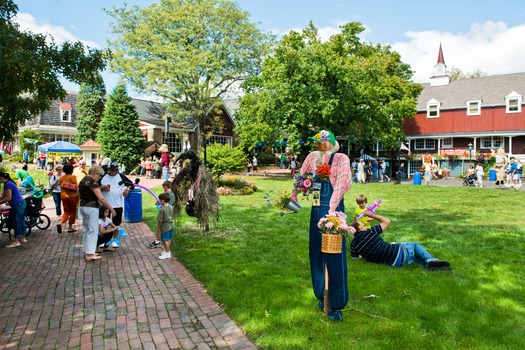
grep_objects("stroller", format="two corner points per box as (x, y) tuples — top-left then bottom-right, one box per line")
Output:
(463, 173), (477, 187)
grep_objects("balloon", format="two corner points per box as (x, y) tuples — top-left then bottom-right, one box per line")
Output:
(133, 183), (162, 208)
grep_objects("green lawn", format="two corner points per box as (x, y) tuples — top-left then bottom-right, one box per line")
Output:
(143, 177), (525, 350)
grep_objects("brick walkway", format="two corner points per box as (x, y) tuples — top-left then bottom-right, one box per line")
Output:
(0, 176), (256, 350)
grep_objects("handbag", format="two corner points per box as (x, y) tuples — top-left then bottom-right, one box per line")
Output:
(61, 178), (78, 191)
(185, 188), (196, 216)
(185, 199), (196, 217)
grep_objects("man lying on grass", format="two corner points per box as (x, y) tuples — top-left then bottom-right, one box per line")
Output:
(350, 211), (451, 271)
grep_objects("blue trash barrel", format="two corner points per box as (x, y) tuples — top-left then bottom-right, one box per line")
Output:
(413, 172), (422, 185)
(124, 189), (143, 223)
(489, 169), (497, 181)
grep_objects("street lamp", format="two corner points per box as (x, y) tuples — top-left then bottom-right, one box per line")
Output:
(467, 142), (473, 164)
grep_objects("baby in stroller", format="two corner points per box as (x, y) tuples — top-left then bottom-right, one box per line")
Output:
(463, 165), (477, 187)
(463, 172), (477, 187)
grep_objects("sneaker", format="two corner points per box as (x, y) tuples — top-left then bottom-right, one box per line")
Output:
(148, 240), (161, 249)
(427, 259), (451, 271)
(159, 251), (171, 260)
(111, 242), (119, 248)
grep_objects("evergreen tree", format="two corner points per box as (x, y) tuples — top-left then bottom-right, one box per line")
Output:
(96, 84), (144, 170)
(75, 74), (106, 145)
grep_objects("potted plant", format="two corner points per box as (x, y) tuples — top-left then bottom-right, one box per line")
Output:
(318, 212), (356, 254)
(273, 191), (301, 215)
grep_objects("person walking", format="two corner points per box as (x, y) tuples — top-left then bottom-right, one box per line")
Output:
(159, 144), (171, 181)
(475, 162), (484, 187)
(59, 163), (79, 233)
(290, 130), (352, 321)
(357, 159), (366, 184)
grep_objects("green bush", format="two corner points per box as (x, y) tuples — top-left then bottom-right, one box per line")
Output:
(256, 151), (278, 165)
(203, 143), (246, 180)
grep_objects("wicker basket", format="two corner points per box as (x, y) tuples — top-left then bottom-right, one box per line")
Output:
(321, 233), (343, 254)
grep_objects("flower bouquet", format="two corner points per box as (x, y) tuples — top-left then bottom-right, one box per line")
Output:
(317, 164), (331, 180)
(294, 172), (314, 197)
(273, 191), (292, 211)
(318, 211), (356, 254)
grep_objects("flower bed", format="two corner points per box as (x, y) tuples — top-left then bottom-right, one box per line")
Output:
(216, 176), (257, 196)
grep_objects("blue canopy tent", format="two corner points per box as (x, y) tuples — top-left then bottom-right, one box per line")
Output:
(37, 141), (82, 158)
(360, 153), (376, 161)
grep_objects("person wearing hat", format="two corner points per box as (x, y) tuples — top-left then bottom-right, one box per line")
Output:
(158, 144), (171, 181)
(100, 161), (132, 246)
(290, 130), (352, 321)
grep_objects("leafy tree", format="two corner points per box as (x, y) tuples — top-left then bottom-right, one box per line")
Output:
(449, 66), (487, 80)
(19, 129), (44, 159)
(0, 0), (107, 140)
(96, 84), (144, 169)
(202, 143), (246, 180)
(75, 74), (106, 145)
(236, 22), (423, 152)
(107, 0), (272, 154)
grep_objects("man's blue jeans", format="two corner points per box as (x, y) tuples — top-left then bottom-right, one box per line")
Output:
(399, 242), (436, 268)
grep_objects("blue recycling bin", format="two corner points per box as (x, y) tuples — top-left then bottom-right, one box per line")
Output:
(489, 169), (497, 181)
(124, 188), (143, 223)
(413, 172), (422, 185)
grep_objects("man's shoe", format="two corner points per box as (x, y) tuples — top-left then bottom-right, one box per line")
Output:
(427, 259), (451, 271)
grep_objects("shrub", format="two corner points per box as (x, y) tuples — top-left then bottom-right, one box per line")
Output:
(202, 143), (246, 180)
(257, 151), (279, 165)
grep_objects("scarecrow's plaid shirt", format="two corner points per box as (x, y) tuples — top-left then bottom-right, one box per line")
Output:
(298, 151), (352, 213)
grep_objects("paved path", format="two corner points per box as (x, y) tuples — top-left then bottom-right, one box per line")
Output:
(0, 175), (256, 350)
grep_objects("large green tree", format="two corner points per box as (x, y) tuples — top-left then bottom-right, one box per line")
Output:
(96, 84), (144, 169)
(75, 74), (106, 145)
(0, 0), (107, 140)
(107, 0), (272, 152)
(235, 22), (423, 152)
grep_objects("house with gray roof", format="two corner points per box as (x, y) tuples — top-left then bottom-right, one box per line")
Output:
(15, 91), (236, 160)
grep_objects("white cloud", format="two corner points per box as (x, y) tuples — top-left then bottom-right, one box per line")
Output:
(392, 21), (525, 83)
(14, 12), (100, 48)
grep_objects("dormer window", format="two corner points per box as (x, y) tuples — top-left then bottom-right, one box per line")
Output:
(505, 91), (522, 113)
(426, 98), (440, 118)
(59, 102), (72, 122)
(466, 100), (481, 116)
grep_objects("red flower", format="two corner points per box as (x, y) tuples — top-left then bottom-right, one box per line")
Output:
(317, 164), (331, 180)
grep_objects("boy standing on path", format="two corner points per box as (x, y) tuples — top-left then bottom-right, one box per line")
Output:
(157, 192), (174, 260)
